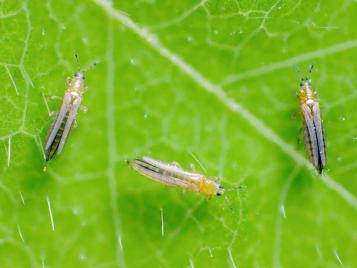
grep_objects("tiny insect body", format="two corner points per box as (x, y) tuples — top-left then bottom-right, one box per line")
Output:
(127, 156), (225, 197)
(295, 65), (326, 174)
(44, 54), (97, 161)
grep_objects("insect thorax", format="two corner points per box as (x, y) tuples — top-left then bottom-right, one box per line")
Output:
(299, 84), (316, 104)
(198, 178), (219, 197)
(68, 77), (85, 96)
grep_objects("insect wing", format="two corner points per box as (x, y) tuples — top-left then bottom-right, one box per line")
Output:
(303, 124), (314, 165)
(45, 111), (59, 142)
(129, 159), (198, 191)
(57, 97), (82, 154)
(142, 157), (183, 172)
(312, 102), (326, 169)
(45, 92), (72, 151)
(142, 156), (202, 183)
(301, 103), (319, 168)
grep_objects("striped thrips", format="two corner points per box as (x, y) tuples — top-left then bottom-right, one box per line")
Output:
(44, 54), (97, 161)
(295, 65), (326, 174)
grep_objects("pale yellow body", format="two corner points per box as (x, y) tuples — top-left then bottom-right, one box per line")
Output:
(128, 157), (225, 197)
(196, 178), (221, 197)
(67, 72), (86, 98)
(298, 82), (318, 109)
(44, 72), (86, 160)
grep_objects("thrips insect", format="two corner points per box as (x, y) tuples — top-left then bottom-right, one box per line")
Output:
(44, 54), (97, 161)
(294, 65), (326, 174)
(127, 156), (225, 197)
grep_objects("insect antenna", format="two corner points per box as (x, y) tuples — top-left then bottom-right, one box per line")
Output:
(74, 52), (81, 72)
(224, 195), (233, 210)
(307, 64), (314, 81)
(292, 65), (304, 81)
(222, 184), (243, 210)
(225, 185), (243, 192)
(83, 60), (99, 74)
(74, 51), (99, 75)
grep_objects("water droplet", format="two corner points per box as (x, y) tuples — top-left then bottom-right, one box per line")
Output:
(72, 207), (80, 215)
(186, 36), (193, 43)
(144, 113), (148, 119)
(148, 34), (158, 44)
(82, 37), (88, 44)
(130, 58), (137, 65)
(341, 116), (346, 121)
(79, 250), (86, 261)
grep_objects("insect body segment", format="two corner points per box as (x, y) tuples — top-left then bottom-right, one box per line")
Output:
(128, 157), (225, 197)
(296, 66), (326, 174)
(44, 55), (96, 161)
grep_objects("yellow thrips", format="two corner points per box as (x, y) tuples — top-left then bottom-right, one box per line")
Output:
(128, 157), (225, 197)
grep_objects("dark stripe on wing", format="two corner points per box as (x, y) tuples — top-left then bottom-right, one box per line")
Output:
(301, 104), (319, 169)
(312, 102), (326, 173)
(128, 159), (193, 189)
(45, 112), (69, 161)
(45, 93), (72, 151)
(130, 159), (162, 174)
(57, 98), (82, 154)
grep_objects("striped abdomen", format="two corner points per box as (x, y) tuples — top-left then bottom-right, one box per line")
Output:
(302, 103), (326, 174)
(45, 112), (69, 161)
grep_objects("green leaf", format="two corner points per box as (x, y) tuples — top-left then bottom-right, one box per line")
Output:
(0, 0), (356, 267)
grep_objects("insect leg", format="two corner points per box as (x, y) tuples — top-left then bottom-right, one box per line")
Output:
(80, 105), (88, 113)
(66, 77), (71, 87)
(297, 126), (304, 144)
(72, 119), (78, 129)
(50, 96), (62, 101)
(189, 163), (196, 172)
(49, 111), (57, 117)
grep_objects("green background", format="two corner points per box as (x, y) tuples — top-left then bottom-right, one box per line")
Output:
(0, 0), (356, 267)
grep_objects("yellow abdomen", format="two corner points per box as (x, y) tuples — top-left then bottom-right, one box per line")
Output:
(198, 178), (218, 197)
